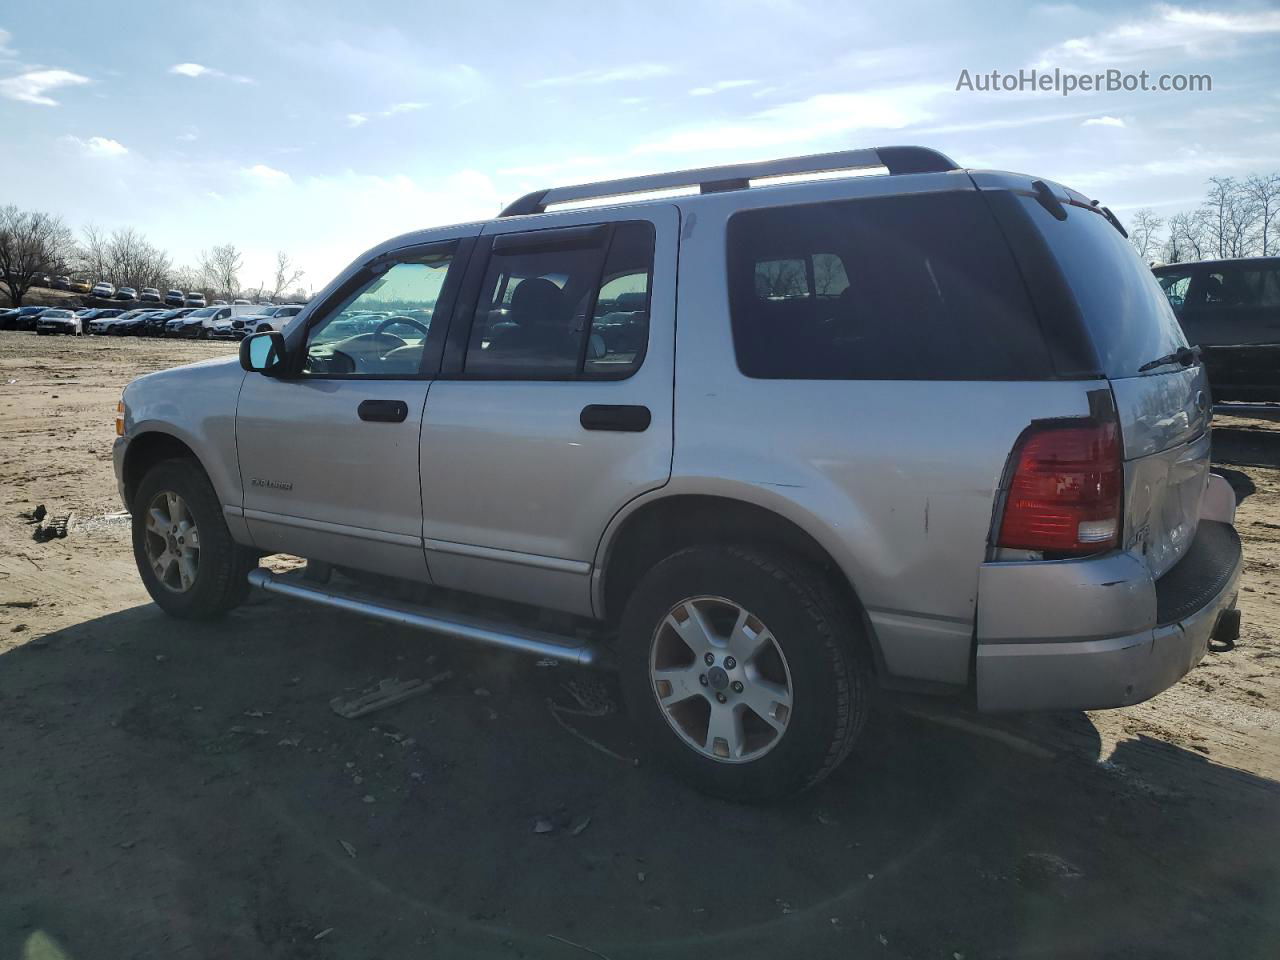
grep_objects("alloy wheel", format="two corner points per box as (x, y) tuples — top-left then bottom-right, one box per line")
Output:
(143, 490), (201, 592)
(649, 596), (794, 763)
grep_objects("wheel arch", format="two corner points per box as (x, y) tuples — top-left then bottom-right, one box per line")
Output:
(122, 429), (210, 509)
(596, 492), (880, 670)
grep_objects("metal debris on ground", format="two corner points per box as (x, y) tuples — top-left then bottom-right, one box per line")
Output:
(570, 816), (592, 836)
(560, 675), (615, 716)
(545, 933), (612, 960)
(533, 817), (555, 834)
(339, 840), (356, 858)
(329, 671), (453, 719)
(30, 513), (69, 543)
(546, 700), (638, 766)
(313, 928), (334, 941)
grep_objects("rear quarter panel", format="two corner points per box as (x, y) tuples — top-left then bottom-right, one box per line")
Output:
(661, 179), (1106, 686)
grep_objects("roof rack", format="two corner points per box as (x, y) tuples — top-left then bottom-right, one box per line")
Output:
(498, 145), (958, 217)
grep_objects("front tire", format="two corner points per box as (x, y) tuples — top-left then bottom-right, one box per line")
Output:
(619, 545), (870, 801)
(131, 459), (255, 619)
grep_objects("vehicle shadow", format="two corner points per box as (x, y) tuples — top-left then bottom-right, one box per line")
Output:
(1214, 466), (1258, 505)
(1213, 424), (1280, 470)
(1, 598), (1277, 960)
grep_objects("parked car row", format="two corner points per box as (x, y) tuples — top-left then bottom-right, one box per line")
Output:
(0, 301), (306, 339)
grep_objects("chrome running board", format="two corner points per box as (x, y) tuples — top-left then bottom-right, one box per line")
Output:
(247, 568), (604, 668)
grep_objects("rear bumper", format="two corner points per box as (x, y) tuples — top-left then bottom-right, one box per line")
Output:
(976, 519), (1242, 712)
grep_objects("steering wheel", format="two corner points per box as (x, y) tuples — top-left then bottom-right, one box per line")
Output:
(376, 315), (429, 339)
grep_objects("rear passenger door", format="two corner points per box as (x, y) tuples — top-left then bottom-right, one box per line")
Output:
(418, 206), (678, 616)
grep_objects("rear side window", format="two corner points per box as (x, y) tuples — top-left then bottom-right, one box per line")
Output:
(464, 220), (654, 379)
(1018, 196), (1186, 379)
(1199, 264), (1280, 308)
(726, 192), (1052, 380)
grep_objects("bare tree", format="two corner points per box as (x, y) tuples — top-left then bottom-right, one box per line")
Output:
(169, 265), (204, 295)
(77, 223), (111, 283)
(199, 243), (243, 299)
(1165, 210), (1209, 263)
(1201, 177), (1258, 259)
(1243, 172), (1280, 256)
(1127, 208), (1164, 263)
(754, 259), (807, 298)
(105, 227), (173, 291)
(0, 205), (75, 306)
(269, 250), (305, 300)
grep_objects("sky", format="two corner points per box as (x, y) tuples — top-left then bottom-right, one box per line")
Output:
(1, 0), (1278, 290)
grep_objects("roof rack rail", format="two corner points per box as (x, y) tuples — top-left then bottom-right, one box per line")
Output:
(498, 145), (958, 217)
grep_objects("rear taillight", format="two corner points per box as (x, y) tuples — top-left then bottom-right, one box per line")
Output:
(997, 419), (1123, 555)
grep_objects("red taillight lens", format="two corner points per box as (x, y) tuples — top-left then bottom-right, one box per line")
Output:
(997, 420), (1122, 555)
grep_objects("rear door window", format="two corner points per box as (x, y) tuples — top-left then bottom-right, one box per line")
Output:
(463, 221), (654, 379)
(726, 192), (1052, 380)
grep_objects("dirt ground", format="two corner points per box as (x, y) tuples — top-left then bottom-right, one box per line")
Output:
(1, 332), (1278, 960)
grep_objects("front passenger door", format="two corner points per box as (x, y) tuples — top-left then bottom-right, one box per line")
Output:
(235, 233), (474, 580)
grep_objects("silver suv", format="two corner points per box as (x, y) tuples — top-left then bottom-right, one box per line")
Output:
(114, 146), (1243, 800)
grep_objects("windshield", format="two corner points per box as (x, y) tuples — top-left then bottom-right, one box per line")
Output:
(187, 307), (218, 318)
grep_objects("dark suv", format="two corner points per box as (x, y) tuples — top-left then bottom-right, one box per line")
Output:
(1154, 257), (1280, 403)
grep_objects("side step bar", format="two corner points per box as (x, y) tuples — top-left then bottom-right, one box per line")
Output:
(247, 568), (605, 668)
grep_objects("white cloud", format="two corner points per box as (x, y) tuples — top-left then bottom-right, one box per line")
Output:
(1036, 3), (1280, 67)
(635, 85), (943, 156)
(177, 126), (199, 142)
(344, 101), (426, 128)
(0, 68), (90, 106)
(243, 163), (292, 185)
(0, 27), (15, 57)
(169, 62), (254, 84)
(1083, 115), (1125, 127)
(689, 79), (757, 96)
(530, 63), (675, 88)
(65, 135), (128, 157)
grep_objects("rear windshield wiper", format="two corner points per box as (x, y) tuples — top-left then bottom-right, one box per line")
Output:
(1138, 345), (1200, 373)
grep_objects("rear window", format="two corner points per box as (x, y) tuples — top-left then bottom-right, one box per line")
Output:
(726, 192), (1052, 380)
(1017, 196), (1186, 379)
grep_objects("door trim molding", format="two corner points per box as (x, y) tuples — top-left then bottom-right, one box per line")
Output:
(423, 536), (591, 575)
(243, 508), (422, 548)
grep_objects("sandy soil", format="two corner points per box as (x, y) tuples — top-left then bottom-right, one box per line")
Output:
(1, 331), (1277, 960)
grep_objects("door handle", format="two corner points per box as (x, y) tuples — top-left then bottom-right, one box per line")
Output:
(358, 399), (408, 423)
(580, 404), (651, 432)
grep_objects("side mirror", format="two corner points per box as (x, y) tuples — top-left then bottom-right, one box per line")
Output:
(239, 331), (287, 374)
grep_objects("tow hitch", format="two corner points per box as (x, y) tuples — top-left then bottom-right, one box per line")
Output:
(1209, 608), (1241, 653)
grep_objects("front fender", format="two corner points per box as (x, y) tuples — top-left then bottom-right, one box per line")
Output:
(120, 357), (246, 511)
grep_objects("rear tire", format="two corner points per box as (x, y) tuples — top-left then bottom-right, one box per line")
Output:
(131, 458), (255, 619)
(618, 545), (870, 801)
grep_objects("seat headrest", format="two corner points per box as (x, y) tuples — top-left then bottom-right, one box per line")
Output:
(509, 277), (562, 325)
